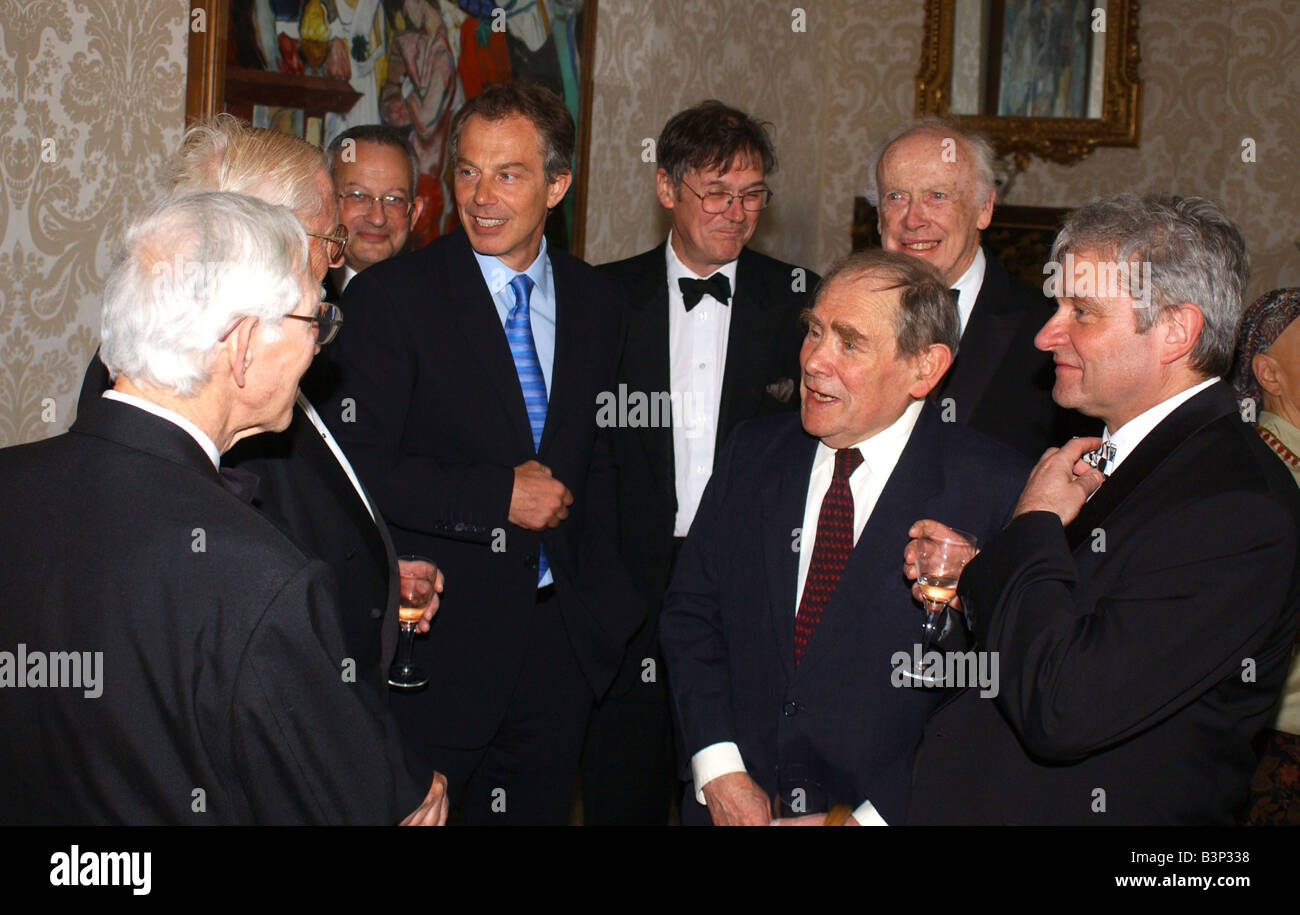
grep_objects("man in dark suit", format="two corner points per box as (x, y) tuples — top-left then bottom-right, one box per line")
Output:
(323, 83), (640, 825)
(582, 101), (820, 825)
(870, 119), (1097, 458)
(908, 194), (1300, 825)
(660, 249), (1029, 826)
(76, 116), (423, 696)
(0, 192), (446, 824)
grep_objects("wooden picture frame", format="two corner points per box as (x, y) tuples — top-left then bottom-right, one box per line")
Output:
(184, 0), (598, 257)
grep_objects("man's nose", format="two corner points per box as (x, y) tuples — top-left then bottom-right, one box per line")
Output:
(800, 334), (829, 375)
(902, 199), (927, 229)
(1034, 307), (1068, 352)
(365, 198), (388, 225)
(473, 178), (495, 206)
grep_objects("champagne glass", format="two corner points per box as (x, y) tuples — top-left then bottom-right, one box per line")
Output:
(912, 529), (979, 681)
(388, 555), (436, 690)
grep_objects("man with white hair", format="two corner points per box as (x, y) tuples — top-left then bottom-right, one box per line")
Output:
(869, 119), (1097, 458)
(0, 192), (446, 824)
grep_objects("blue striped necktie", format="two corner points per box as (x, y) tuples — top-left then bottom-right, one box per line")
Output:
(506, 273), (548, 583)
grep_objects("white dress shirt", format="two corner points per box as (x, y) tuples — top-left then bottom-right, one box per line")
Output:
(690, 399), (926, 825)
(950, 246), (987, 337)
(1101, 377), (1218, 475)
(102, 389), (220, 469)
(666, 231), (737, 536)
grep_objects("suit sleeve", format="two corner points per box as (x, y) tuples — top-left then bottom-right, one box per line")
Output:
(660, 429), (743, 769)
(232, 561), (426, 824)
(962, 493), (1297, 761)
(322, 267), (514, 540)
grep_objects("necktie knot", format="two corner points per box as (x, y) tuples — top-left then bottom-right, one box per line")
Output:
(509, 273), (535, 314)
(833, 446), (863, 482)
(679, 274), (732, 311)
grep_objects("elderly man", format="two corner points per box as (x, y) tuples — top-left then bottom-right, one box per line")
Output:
(326, 124), (426, 297)
(586, 100), (820, 825)
(0, 192), (445, 824)
(869, 119), (1097, 458)
(77, 116), (419, 697)
(908, 195), (1300, 825)
(660, 250), (1029, 826)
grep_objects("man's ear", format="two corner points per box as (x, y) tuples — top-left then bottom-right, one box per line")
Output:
(224, 316), (258, 389)
(656, 168), (678, 210)
(545, 169), (573, 209)
(408, 194), (426, 233)
(1159, 302), (1204, 365)
(908, 342), (954, 399)
(975, 187), (996, 232)
(1253, 351), (1283, 397)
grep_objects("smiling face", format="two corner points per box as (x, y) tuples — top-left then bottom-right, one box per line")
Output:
(333, 140), (421, 272)
(453, 113), (571, 272)
(799, 273), (934, 448)
(658, 155), (766, 276)
(876, 130), (994, 287)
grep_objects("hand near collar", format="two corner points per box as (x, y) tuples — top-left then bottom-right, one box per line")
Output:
(1012, 436), (1106, 526)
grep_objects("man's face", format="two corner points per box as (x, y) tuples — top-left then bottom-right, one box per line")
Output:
(333, 141), (422, 272)
(301, 167), (343, 283)
(657, 155), (765, 276)
(876, 131), (994, 287)
(453, 114), (571, 272)
(1034, 249), (1168, 431)
(248, 262), (323, 433)
(799, 273), (931, 448)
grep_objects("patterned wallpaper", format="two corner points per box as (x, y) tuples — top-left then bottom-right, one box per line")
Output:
(1, 0), (1296, 445)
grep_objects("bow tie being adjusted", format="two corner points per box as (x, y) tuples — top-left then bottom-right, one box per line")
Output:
(1082, 441), (1118, 476)
(679, 274), (732, 311)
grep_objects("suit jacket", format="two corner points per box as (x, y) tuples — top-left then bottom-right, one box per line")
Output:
(0, 400), (423, 824)
(936, 252), (1099, 458)
(909, 383), (1300, 825)
(599, 243), (817, 697)
(322, 227), (641, 749)
(660, 405), (1030, 824)
(76, 356), (399, 694)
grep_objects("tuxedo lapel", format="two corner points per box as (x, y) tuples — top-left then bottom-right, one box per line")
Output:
(761, 431), (818, 684)
(540, 251), (581, 456)
(443, 230), (535, 454)
(716, 249), (787, 455)
(620, 244), (675, 499)
(1066, 384), (1238, 551)
(936, 256), (1022, 412)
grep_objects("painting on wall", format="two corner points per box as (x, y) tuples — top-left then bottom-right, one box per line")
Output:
(991, 0), (1093, 119)
(207, 0), (595, 253)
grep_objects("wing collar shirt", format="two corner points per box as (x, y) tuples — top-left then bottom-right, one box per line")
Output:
(666, 230), (738, 536)
(1101, 376), (1218, 476)
(690, 398), (926, 825)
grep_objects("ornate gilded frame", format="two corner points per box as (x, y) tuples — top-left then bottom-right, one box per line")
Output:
(915, 0), (1142, 169)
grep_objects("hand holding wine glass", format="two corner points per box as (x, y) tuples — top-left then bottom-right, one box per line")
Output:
(389, 555), (441, 690)
(902, 522), (979, 681)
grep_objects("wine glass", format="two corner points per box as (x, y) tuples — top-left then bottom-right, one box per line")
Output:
(388, 554), (436, 690)
(912, 529), (979, 681)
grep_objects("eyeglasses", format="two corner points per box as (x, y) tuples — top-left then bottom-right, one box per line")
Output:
(307, 225), (349, 266)
(283, 301), (344, 346)
(679, 179), (773, 214)
(338, 190), (413, 216)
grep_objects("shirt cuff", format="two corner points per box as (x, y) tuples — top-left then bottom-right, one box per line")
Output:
(851, 799), (889, 826)
(691, 742), (746, 805)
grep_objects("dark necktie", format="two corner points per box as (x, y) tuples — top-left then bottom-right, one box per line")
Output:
(793, 447), (864, 665)
(218, 465), (260, 504)
(679, 274), (732, 311)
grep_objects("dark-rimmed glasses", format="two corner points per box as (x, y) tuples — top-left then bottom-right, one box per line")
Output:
(283, 301), (344, 345)
(679, 179), (773, 214)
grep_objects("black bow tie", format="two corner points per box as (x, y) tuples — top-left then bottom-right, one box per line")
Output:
(679, 274), (732, 311)
(218, 465), (260, 504)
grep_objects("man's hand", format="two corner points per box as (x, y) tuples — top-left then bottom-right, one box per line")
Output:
(508, 460), (573, 531)
(700, 771), (772, 826)
(773, 813), (861, 825)
(397, 558), (444, 634)
(399, 771), (449, 825)
(903, 519), (977, 607)
(1012, 436), (1106, 526)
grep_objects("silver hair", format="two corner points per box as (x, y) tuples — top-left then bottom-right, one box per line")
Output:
(1050, 193), (1249, 378)
(864, 118), (996, 208)
(100, 192), (308, 396)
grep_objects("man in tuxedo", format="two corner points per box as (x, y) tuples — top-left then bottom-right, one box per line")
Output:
(76, 116), (424, 696)
(324, 82), (640, 824)
(325, 124), (425, 299)
(0, 192), (446, 824)
(583, 100), (820, 825)
(870, 119), (1097, 458)
(660, 249), (1030, 826)
(908, 194), (1300, 825)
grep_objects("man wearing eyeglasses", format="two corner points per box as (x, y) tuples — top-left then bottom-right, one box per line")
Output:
(326, 125), (427, 298)
(583, 101), (819, 824)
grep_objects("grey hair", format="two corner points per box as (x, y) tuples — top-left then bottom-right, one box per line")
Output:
(1050, 193), (1249, 377)
(170, 113), (330, 219)
(100, 192), (309, 396)
(327, 124), (420, 199)
(864, 118), (996, 208)
(811, 248), (960, 359)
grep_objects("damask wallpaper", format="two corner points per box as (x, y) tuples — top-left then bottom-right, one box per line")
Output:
(1, 0), (1295, 446)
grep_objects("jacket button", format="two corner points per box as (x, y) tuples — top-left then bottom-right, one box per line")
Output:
(369, 607), (383, 619)
(783, 701), (798, 717)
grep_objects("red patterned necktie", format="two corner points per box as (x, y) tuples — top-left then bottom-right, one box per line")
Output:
(794, 447), (864, 665)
